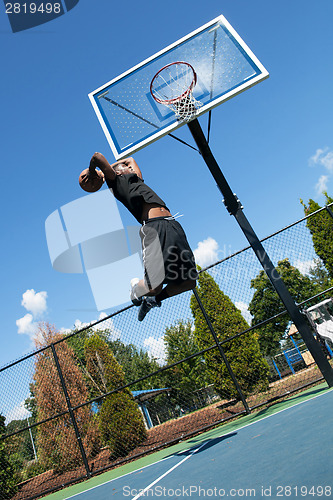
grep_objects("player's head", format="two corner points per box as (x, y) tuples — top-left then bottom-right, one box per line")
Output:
(79, 168), (104, 192)
(113, 163), (133, 175)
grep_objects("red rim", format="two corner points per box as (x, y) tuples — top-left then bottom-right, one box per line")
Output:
(150, 62), (197, 105)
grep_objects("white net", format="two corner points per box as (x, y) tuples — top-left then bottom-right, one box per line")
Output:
(150, 62), (202, 122)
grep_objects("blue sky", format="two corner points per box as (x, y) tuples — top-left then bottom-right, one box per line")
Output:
(1, 0), (333, 369)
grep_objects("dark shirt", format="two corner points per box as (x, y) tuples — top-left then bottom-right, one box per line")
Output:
(106, 173), (168, 223)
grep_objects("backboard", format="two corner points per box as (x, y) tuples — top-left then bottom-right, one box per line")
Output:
(89, 14), (269, 160)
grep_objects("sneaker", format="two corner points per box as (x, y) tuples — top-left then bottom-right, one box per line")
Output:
(130, 278), (142, 306)
(138, 296), (161, 322)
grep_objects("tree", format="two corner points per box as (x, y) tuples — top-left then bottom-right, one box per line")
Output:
(84, 334), (147, 457)
(107, 340), (163, 391)
(0, 414), (17, 498)
(308, 258), (333, 293)
(249, 259), (318, 356)
(33, 323), (100, 472)
(4, 418), (36, 480)
(164, 320), (210, 403)
(67, 327), (110, 367)
(67, 328), (163, 392)
(190, 271), (269, 399)
(301, 193), (333, 278)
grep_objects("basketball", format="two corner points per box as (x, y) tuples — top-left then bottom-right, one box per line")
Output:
(79, 168), (104, 192)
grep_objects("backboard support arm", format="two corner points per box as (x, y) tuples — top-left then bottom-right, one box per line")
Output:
(187, 118), (333, 388)
(207, 28), (217, 144)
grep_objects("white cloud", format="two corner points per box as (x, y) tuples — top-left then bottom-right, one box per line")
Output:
(309, 147), (333, 173)
(21, 289), (47, 316)
(16, 313), (37, 336)
(72, 319), (90, 330)
(16, 314), (45, 347)
(294, 259), (316, 276)
(235, 301), (252, 324)
(143, 336), (166, 365)
(5, 400), (31, 423)
(315, 175), (329, 195)
(309, 148), (333, 195)
(309, 148), (325, 166)
(17, 289), (48, 344)
(59, 326), (72, 335)
(193, 237), (219, 268)
(61, 314), (121, 340)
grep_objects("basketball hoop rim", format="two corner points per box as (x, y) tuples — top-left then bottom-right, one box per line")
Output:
(150, 61), (197, 105)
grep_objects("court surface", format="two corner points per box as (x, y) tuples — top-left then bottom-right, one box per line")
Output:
(48, 385), (333, 499)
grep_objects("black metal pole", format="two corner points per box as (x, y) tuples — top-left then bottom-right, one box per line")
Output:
(51, 344), (91, 478)
(187, 118), (333, 387)
(193, 289), (250, 414)
(325, 205), (333, 220)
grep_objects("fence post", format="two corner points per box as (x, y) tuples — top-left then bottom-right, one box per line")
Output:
(50, 344), (91, 478)
(325, 204), (333, 220)
(193, 289), (250, 414)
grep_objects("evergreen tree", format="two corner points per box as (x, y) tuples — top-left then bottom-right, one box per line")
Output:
(190, 271), (269, 399)
(33, 323), (100, 472)
(0, 414), (17, 498)
(249, 259), (318, 356)
(301, 193), (333, 278)
(84, 334), (147, 457)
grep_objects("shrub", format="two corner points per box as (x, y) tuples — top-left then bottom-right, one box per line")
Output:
(84, 334), (147, 457)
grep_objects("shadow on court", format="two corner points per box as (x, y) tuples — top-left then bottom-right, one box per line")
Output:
(170, 432), (238, 458)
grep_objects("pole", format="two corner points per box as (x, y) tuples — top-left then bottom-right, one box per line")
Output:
(187, 118), (333, 387)
(51, 344), (91, 478)
(27, 417), (38, 461)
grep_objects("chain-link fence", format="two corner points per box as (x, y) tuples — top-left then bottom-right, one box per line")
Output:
(1, 204), (333, 500)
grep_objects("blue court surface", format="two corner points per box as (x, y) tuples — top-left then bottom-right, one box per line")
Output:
(50, 387), (333, 500)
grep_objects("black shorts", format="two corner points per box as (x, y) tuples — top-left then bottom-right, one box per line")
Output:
(139, 217), (198, 289)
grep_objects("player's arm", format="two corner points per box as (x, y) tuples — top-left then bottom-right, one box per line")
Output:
(89, 152), (116, 181)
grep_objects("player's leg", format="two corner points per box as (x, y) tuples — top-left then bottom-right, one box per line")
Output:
(130, 223), (165, 306)
(157, 278), (197, 299)
(137, 219), (197, 321)
(137, 279), (197, 322)
(130, 278), (163, 305)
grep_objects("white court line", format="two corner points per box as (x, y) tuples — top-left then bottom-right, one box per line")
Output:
(131, 441), (208, 500)
(66, 387), (332, 499)
(65, 454), (175, 500)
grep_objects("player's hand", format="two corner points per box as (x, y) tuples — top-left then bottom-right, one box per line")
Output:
(79, 168), (104, 192)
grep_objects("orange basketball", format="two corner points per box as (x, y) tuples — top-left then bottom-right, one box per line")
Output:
(79, 168), (104, 193)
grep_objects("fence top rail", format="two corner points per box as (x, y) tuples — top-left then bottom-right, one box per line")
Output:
(201, 201), (333, 273)
(1, 202), (332, 372)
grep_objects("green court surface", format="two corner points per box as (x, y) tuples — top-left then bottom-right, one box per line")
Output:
(45, 383), (332, 499)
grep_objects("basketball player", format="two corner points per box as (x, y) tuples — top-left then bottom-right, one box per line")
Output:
(79, 152), (197, 321)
